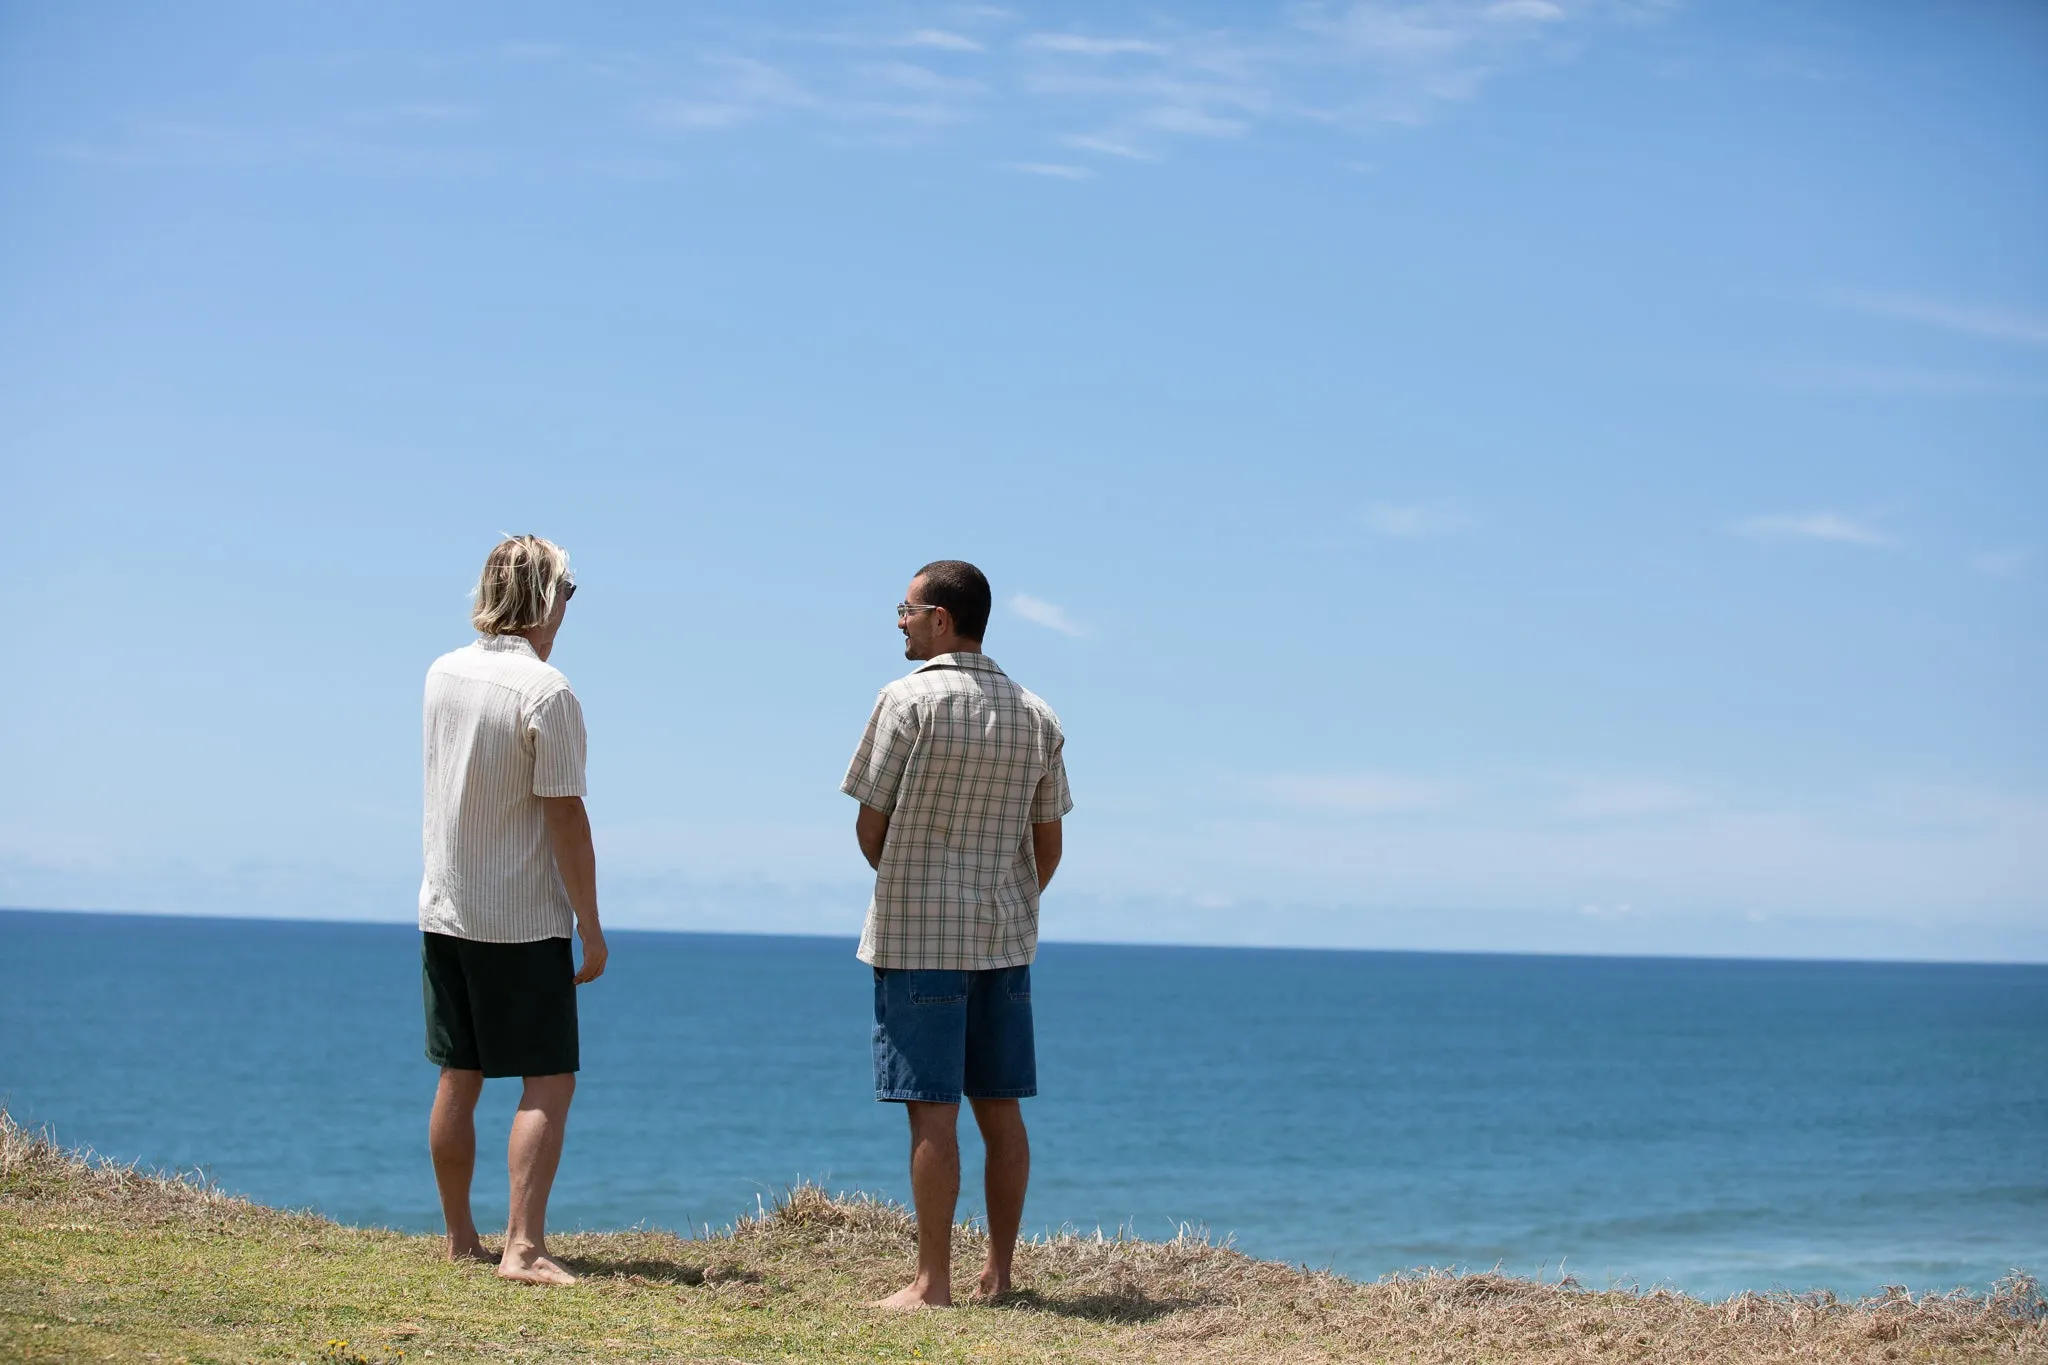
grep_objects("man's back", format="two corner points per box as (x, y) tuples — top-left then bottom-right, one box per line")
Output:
(843, 558), (1068, 1310)
(843, 651), (1070, 971)
(416, 534), (603, 1287)
(419, 634), (587, 943)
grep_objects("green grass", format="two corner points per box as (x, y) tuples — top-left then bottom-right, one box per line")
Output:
(3, 1114), (2042, 1364)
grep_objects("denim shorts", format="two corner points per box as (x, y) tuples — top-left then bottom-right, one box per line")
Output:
(872, 965), (1037, 1104)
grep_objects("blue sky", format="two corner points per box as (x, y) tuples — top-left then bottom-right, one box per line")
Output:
(3, 1), (2043, 960)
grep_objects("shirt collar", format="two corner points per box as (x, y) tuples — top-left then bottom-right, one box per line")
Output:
(475, 634), (539, 658)
(916, 651), (1004, 675)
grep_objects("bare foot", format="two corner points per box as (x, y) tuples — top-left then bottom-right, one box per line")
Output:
(497, 1252), (578, 1286)
(869, 1278), (951, 1310)
(446, 1235), (494, 1265)
(968, 1266), (1013, 1301)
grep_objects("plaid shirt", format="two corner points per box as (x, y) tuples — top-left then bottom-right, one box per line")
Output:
(842, 652), (1073, 971)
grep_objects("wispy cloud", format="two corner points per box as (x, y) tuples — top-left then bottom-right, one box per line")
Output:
(673, 3), (1648, 167)
(41, 118), (501, 174)
(862, 61), (988, 97)
(1558, 779), (1704, 821)
(340, 102), (481, 127)
(1361, 501), (1468, 538)
(1024, 33), (1166, 56)
(1262, 773), (1460, 815)
(1140, 105), (1247, 136)
(645, 55), (979, 134)
(1728, 512), (1894, 547)
(1834, 289), (2048, 347)
(896, 29), (985, 52)
(1973, 548), (2030, 579)
(1488, 0), (1569, 19)
(1006, 161), (1093, 179)
(1011, 591), (1085, 631)
(1778, 366), (2048, 399)
(65, 5), (1661, 177)
(1058, 132), (1153, 159)
(499, 41), (569, 63)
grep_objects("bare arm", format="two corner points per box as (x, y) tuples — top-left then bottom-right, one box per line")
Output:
(856, 804), (890, 871)
(1032, 818), (1062, 892)
(540, 795), (607, 984)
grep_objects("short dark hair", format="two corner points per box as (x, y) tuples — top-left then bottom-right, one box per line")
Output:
(914, 560), (992, 641)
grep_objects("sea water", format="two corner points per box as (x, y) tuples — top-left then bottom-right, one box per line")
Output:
(1, 909), (2041, 1300)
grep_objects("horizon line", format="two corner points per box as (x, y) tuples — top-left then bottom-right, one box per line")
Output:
(5, 904), (2043, 971)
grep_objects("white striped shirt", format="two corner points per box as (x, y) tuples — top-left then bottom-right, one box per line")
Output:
(418, 634), (588, 943)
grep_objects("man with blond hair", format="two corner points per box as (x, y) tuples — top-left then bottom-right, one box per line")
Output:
(842, 559), (1072, 1309)
(419, 534), (607, 1286)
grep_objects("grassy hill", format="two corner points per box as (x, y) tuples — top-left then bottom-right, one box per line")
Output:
(3, 1114), (2041, 1363)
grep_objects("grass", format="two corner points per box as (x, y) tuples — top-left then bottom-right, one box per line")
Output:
(3, 1113), (2042, 1364)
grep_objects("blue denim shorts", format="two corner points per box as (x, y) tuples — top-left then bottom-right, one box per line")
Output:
(872, 965), (1037, 1104)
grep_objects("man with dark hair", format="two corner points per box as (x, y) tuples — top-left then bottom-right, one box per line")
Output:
(841, 560), (1072, 1309)
(905, 559), (992, 641)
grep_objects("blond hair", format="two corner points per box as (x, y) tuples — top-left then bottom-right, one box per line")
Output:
(471, 535), (573, 635)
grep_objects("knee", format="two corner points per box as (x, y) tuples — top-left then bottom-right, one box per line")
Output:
(972, 1098), (1027, 1138)
(906, 1101), (962, 1146)
(520, 1073), (577, 1110)
(435, 1069), (484, 1109)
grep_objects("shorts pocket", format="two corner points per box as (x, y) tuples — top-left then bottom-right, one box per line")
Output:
(907, 970), (968, 1006)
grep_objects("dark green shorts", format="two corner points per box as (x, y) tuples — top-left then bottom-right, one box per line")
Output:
(422, 932), (579, 1078)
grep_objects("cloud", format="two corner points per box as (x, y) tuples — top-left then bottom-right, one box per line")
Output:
(646, 56), (978, 134)
(1778, 366), (2048, 399)
(1059, 132), (1153, 159)
(1141, 105), (1247, 137)
(1361, 501), (1468, 538)
(948, 3), (1019, 22)
(1261, 773), (1460, 815)
(654, 102), (751, 129)
(1006, 161), (1094, 179)
(1973, 548), (2030, 578)
(499, 41), (569, 63)
(1728, 512), (1894, 547)
(1834, 289), (2048, 347)
(896, 29), (985, 52)
(1024, 33), (1165, 56)
(39, 118), (502, 174)
(1576, 901), (1638, 921)
(1557, 780), (1704, 821)
(73, 3), (1659, 177)
(862, 61), (988, 96)
(341, 102), (480, 127)
(1010, 592), (1085, 632)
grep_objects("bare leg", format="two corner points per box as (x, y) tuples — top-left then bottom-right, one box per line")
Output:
(872, 1101), (960, 1309)
(969, 1098), (1029, 1298)
(497, 1073), (577, 1286)
(429, 1069), (491, 1263)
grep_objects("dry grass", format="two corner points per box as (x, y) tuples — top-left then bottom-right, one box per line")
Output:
(3, 1111), (2042, 1363)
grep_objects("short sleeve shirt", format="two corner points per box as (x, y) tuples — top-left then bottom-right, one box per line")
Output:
(418, 634), (588, 943)
(842, 652), (1073, 971)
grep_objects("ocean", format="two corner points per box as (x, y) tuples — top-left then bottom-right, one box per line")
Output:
(2, 908), (2041, 1301)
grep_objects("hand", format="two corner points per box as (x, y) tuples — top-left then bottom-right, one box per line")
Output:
(574, 925), (608, 984)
